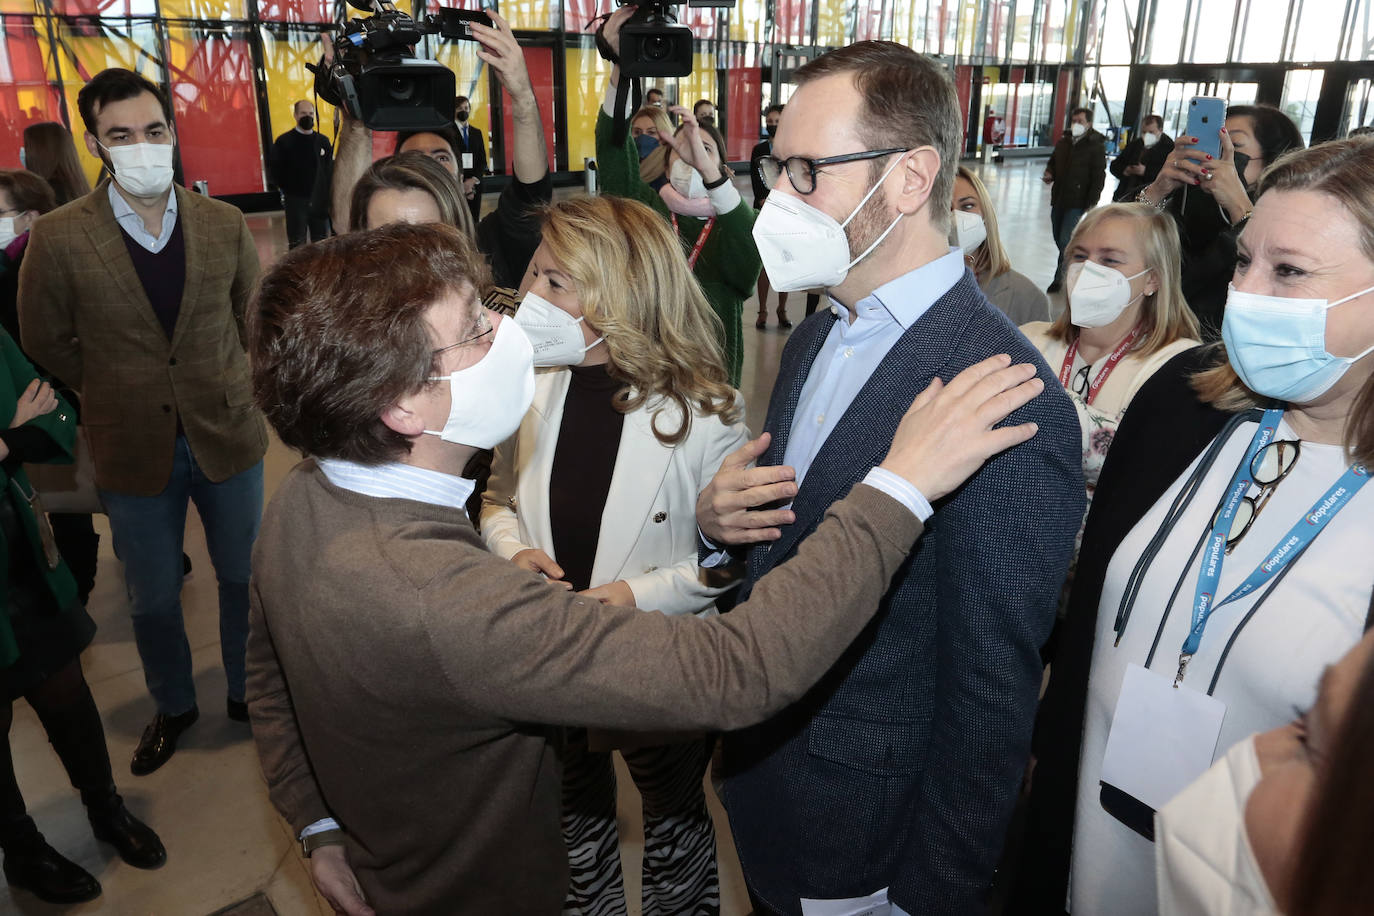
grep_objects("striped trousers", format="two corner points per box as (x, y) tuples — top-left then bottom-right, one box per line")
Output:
(561, 729), (719, 916)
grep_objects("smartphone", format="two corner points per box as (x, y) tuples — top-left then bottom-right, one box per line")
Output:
(437, 8), (494, 41)
(1185, 96), (1226, 161)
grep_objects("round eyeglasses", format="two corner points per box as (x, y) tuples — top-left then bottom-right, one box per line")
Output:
(1212, 439), (1302, 554)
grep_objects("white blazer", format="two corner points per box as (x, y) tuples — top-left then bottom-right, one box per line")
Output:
(481, 368), (748, 616)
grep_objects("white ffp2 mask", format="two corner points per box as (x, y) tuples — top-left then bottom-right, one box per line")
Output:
(1066, 260), (1149, 328)
(751, 152), (908, 292)
(951, 209), (987, 256)
(669, 159), (707, 201)
(423, 317), (536, 450)
(514, 292), (603, 368)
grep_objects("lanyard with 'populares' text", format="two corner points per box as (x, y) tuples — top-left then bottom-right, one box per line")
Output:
(1057, 326), (1141, 406)
(1179, 407), (1371, 685)
(672, 214), (715, 270)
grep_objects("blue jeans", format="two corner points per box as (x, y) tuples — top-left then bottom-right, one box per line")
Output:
(1050, 206), (1086, 282)
(100, 438), (263, 715)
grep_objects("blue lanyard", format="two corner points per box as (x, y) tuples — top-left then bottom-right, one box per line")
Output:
(1178, 408), (1371, 685)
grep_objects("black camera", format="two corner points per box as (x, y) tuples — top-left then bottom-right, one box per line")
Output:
(311, 0), (489, 132)
(618, 1), (693, 78)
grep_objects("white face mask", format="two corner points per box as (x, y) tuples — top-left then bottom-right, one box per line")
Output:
(1142, 131), (1160, 149)
(1155, 737), (1280, 916)
(669, 159), (707, 201)
(1071, 122), (1088, 138)
(1066, 260), (1150, 328)
(951, 209), (987, 256)
(101, 141), (175, 198)
(751, 152), (908, 292)
(422, 317), (536, 450)
(514, 292), (603, 368)
(0, 217), (18, 250)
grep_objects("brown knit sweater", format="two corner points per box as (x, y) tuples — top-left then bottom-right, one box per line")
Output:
(246, 460), (922, 915)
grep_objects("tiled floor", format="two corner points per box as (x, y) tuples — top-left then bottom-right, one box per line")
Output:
(3, 157), (1109, 914)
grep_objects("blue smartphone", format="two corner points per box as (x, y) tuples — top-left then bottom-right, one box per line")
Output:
(1185, 96), (1226, 161)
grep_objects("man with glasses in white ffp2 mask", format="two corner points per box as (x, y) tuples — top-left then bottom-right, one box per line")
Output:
(18, 68), (267, 779)
(696, 39), (1085, 916)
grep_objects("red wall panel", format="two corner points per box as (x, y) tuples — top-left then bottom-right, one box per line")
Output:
(725, 54), (761, 162)
(0, 18), (65, 168)
(499, 44), (554, 173)
(166, 32), (265, 194)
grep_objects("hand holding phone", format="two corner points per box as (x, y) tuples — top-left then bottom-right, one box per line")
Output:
(1184, 97), (1226, 162)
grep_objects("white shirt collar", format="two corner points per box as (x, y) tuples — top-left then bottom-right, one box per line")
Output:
(318, 458), (475, 513)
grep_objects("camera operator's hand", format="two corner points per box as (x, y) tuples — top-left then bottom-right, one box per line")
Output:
(660, 106), (722, 183)
(471, 11), (533, 105)
(602, 4), (637, 60)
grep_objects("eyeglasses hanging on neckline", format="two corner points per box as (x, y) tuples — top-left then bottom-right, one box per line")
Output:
(1213, 439), (1303, 554)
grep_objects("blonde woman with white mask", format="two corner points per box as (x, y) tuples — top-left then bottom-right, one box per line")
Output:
(484, 195), (747, 916)
(1021, 203), (1200, 525)
(952, 166), (1049, 325)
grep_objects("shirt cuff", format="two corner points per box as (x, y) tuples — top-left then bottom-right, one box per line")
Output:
(860, 467), (933, 523)
(300, 818), (341, 841)
(698, 528), (733, 568)
(707, 180), (742, 215)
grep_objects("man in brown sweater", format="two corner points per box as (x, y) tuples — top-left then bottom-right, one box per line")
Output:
(244, 222), (1046, 915)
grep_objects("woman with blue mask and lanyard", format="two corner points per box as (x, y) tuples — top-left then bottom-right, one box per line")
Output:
(1010, 138), (1374, 915)
(482, 195), (748, 916)
(1021, 203), (1200, 571)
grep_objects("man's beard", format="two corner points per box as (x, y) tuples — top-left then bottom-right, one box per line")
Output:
(843, 183), (893, 265)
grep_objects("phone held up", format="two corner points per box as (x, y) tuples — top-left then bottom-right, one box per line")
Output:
(1185, 96), (1226, 162)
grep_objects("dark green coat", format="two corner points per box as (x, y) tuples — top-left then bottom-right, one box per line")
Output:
(596, 111), (761, 387)
(0, 328), (79, 669)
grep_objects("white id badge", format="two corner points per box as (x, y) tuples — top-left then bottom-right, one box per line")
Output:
(1100, 663), (1226, 810)
(800, 888), (890, 916)
(462, 152), (474, 170)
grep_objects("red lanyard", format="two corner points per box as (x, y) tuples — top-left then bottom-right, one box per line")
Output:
(672, 214), (715, 270)
(1057, 326), (1141, 406)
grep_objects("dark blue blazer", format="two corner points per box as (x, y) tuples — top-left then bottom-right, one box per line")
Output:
(721, 271), (1085, 915)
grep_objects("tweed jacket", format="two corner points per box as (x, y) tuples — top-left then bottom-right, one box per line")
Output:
(16, 182), (266, 496)
(720, 271), (1085, 915)
(247, 462), (924, 915)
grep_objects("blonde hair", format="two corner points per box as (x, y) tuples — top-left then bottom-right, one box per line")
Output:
(539, 197), (741, 444)
(1049, 203), (1200, 357)
(955, 166), (1009, 278)
(632, 106), (674, 184)
(1192, 136), (1374, 464)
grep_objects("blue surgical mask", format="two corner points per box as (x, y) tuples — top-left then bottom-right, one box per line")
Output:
(1222, 282), (1374, 402)
(634, 133), (659, 162)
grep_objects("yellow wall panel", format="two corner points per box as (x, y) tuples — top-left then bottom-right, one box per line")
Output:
(434, 39), (488, 137)
(158, 0), (244, 19)
(500, 0), (554, 30)
(728, 0), (768, 43)
(47, 25), (161, 186)
(258, 29), (338, 150)
(816, 0), (849, 47)
(565, 44), (609, 170)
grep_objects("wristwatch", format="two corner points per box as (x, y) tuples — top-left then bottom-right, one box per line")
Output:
(301, 827), (346, 858)
(703, 173), (731, 190)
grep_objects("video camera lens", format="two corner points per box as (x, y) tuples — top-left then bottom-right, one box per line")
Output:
(387, 77), (416, 102)
(642, 35), (673, 62)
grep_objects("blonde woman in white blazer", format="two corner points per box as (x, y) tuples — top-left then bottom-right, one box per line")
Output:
(481, 196), (748, 916)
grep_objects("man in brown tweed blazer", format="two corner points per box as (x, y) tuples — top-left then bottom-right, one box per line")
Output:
(18, 68), (266, 777)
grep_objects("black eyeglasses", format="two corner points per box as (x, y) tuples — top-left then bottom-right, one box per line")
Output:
(1212, 439), (1302, 554)
(756, 148), (909, 195)
(1072, 364), (1091, 399)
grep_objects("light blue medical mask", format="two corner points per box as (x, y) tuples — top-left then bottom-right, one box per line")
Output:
(1222, 282), (1374, 402)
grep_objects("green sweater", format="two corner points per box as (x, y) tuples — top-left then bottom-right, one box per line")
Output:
(0, 329), (79, 669)
(596, 111), (761, 386)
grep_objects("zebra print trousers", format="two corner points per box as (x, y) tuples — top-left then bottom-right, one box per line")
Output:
(561, 729), (720, 916)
